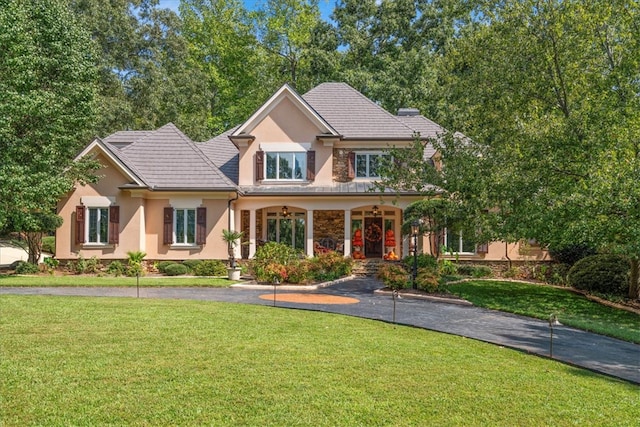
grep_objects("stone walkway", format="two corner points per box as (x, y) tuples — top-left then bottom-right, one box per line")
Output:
(1, 277), (638, 384)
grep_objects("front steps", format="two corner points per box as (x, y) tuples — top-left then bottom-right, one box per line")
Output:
(352, 259), (390, 276)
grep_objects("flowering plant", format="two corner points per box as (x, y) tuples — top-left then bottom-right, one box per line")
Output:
(264, 263), (288, 284)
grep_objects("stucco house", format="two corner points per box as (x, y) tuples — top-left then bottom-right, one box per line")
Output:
(56, 82), (546, 264)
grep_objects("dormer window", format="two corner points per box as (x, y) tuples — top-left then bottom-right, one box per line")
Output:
(266, 152), (306, 180)
(256, 148), (315, 182)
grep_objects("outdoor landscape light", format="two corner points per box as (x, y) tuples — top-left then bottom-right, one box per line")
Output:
(411, 219), (420, 289)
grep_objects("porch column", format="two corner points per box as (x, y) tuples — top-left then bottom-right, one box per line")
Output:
(343, 209), (351, 257)
(249, 209), (256, 258)
(306, 210), (314, 257)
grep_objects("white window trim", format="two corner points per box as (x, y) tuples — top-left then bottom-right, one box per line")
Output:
(173, 208), (197, 246)
(444, 228), (476, 255)
(354, 151), (389, 180)
(85, 207), (109, 245)
(263, 151), (307, 182)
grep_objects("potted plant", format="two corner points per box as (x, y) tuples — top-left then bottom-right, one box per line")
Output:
(222, 229), (244, 280)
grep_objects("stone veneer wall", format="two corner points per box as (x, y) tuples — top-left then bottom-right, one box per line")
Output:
(313, 210), (345, 242)
(333, 148), (351, 182)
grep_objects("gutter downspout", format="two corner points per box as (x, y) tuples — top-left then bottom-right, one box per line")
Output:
(227, 192), (239, 266)
(505, 241), (512, 270)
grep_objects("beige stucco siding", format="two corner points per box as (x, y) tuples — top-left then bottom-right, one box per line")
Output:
(238, 96), (333, 186)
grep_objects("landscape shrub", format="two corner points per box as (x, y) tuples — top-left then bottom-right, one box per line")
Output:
(42, 236), (55, 255)
(285, 262), (310, 284)
(567, 254), (629, 296)
(126, 251), (146, 277)
(439, 259), (458, 275)
(106, 260), (125, 277)
(548, 243), (597, 266)
(194, 260), (227, 276)
(403, 253), (438, 271)
(415, 267), (441, 292)
(182, 259), (203, 272)
(377, 263), (409, 290)
(73, 255), (101, 274)
(308, 251), (353, 282)
(164, 263), (189, 276)
(15, 261), (40, 275)
(472, 265), (492, 278)
(251, 242), (302, 282)
(43, 257), (59, 274)
(157, 261), (177, 274)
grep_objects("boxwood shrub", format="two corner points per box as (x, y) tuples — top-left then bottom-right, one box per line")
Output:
(182, 259), (203, 272)
(157, 261), (178, 274)
(194, 260), (227, 276)
(567, 254), (629, 296)
(164, 263), (189, 276)
(15, 261), (40, 275)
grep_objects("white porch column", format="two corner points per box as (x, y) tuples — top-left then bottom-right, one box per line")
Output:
(230, 204), (241, 260)
(249, 209), (256, 258)
(138, 200), (146, 252)
(343, 209), (351, 257)
(306, 210), (314, 257)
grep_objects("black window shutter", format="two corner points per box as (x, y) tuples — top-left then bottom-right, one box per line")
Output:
(307, 150), (315, 181)
(477, 242), (489, 254)
(163, 207), (173, 245)
(196, 207), (207, 245)
(256, 150), (264, 181)
(75, 206), (85, 244)
(109, 206), (120, 244)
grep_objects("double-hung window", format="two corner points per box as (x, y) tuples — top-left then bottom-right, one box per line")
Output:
(87, 207), (109, 244)
(266, 152), (306, 180)
(163, 207), (206, 246)
(174, 208), (196, 245)
(444, 229), (476, 254)
(75, 204), (119, 245)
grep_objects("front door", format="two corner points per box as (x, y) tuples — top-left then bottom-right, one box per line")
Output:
(364, 217), (383, 258)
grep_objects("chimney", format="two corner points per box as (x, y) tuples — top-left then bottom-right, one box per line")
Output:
(397, 108), (420, 117)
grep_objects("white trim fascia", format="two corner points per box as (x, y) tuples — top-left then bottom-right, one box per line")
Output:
(76, 139), (146, 186)
(232, 84), (339, 137)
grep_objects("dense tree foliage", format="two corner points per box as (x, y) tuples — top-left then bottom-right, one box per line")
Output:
(0, 0), (99, 260)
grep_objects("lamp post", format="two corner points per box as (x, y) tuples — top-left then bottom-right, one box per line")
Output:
(411, 219), (420, 289)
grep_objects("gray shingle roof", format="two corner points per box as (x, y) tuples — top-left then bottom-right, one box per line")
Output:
(102, 123), (236, 191)
(302, 83), (428, 140)
(198, 127), (240, 184)
(103, 130), (154, 148)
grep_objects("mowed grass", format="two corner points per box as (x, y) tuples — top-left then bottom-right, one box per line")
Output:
(0, 274), (232, 287)
(1, 296), (638, 426)
(448, 280), (640, 344)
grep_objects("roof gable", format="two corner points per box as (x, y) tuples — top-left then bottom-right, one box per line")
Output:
(76, 138), (146, 186)
(232, 84), (338, 138)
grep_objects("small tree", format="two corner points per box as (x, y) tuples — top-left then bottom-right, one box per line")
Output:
(222, 229), (244, 268)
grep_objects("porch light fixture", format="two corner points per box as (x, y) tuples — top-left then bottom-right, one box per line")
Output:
(411, 219), (420, 289)
(281, 206), (290, 217)
(372, 205), (379, 217)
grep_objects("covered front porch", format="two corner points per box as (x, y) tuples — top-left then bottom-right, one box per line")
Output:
(232, 198), (417, 260)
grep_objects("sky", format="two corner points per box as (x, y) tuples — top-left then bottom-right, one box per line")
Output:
(157, 0), (335, 21)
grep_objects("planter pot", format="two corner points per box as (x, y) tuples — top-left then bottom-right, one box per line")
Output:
(227, 267), (241, 281)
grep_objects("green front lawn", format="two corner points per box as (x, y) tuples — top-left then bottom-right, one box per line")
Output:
(0, 274), (233, 287)
(448, 280), (640, 343)
(1, 296), (637, 426)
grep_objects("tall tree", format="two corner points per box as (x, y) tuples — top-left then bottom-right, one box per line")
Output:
(407, 0), (640, 298)
(181, 0), (271, 134)
(253, 0), (322, 92)
(0, 0), (99, 261)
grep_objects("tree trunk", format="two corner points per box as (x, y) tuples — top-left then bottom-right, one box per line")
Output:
(26, 231), (43, 265)
(629, 256), (639, 300)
